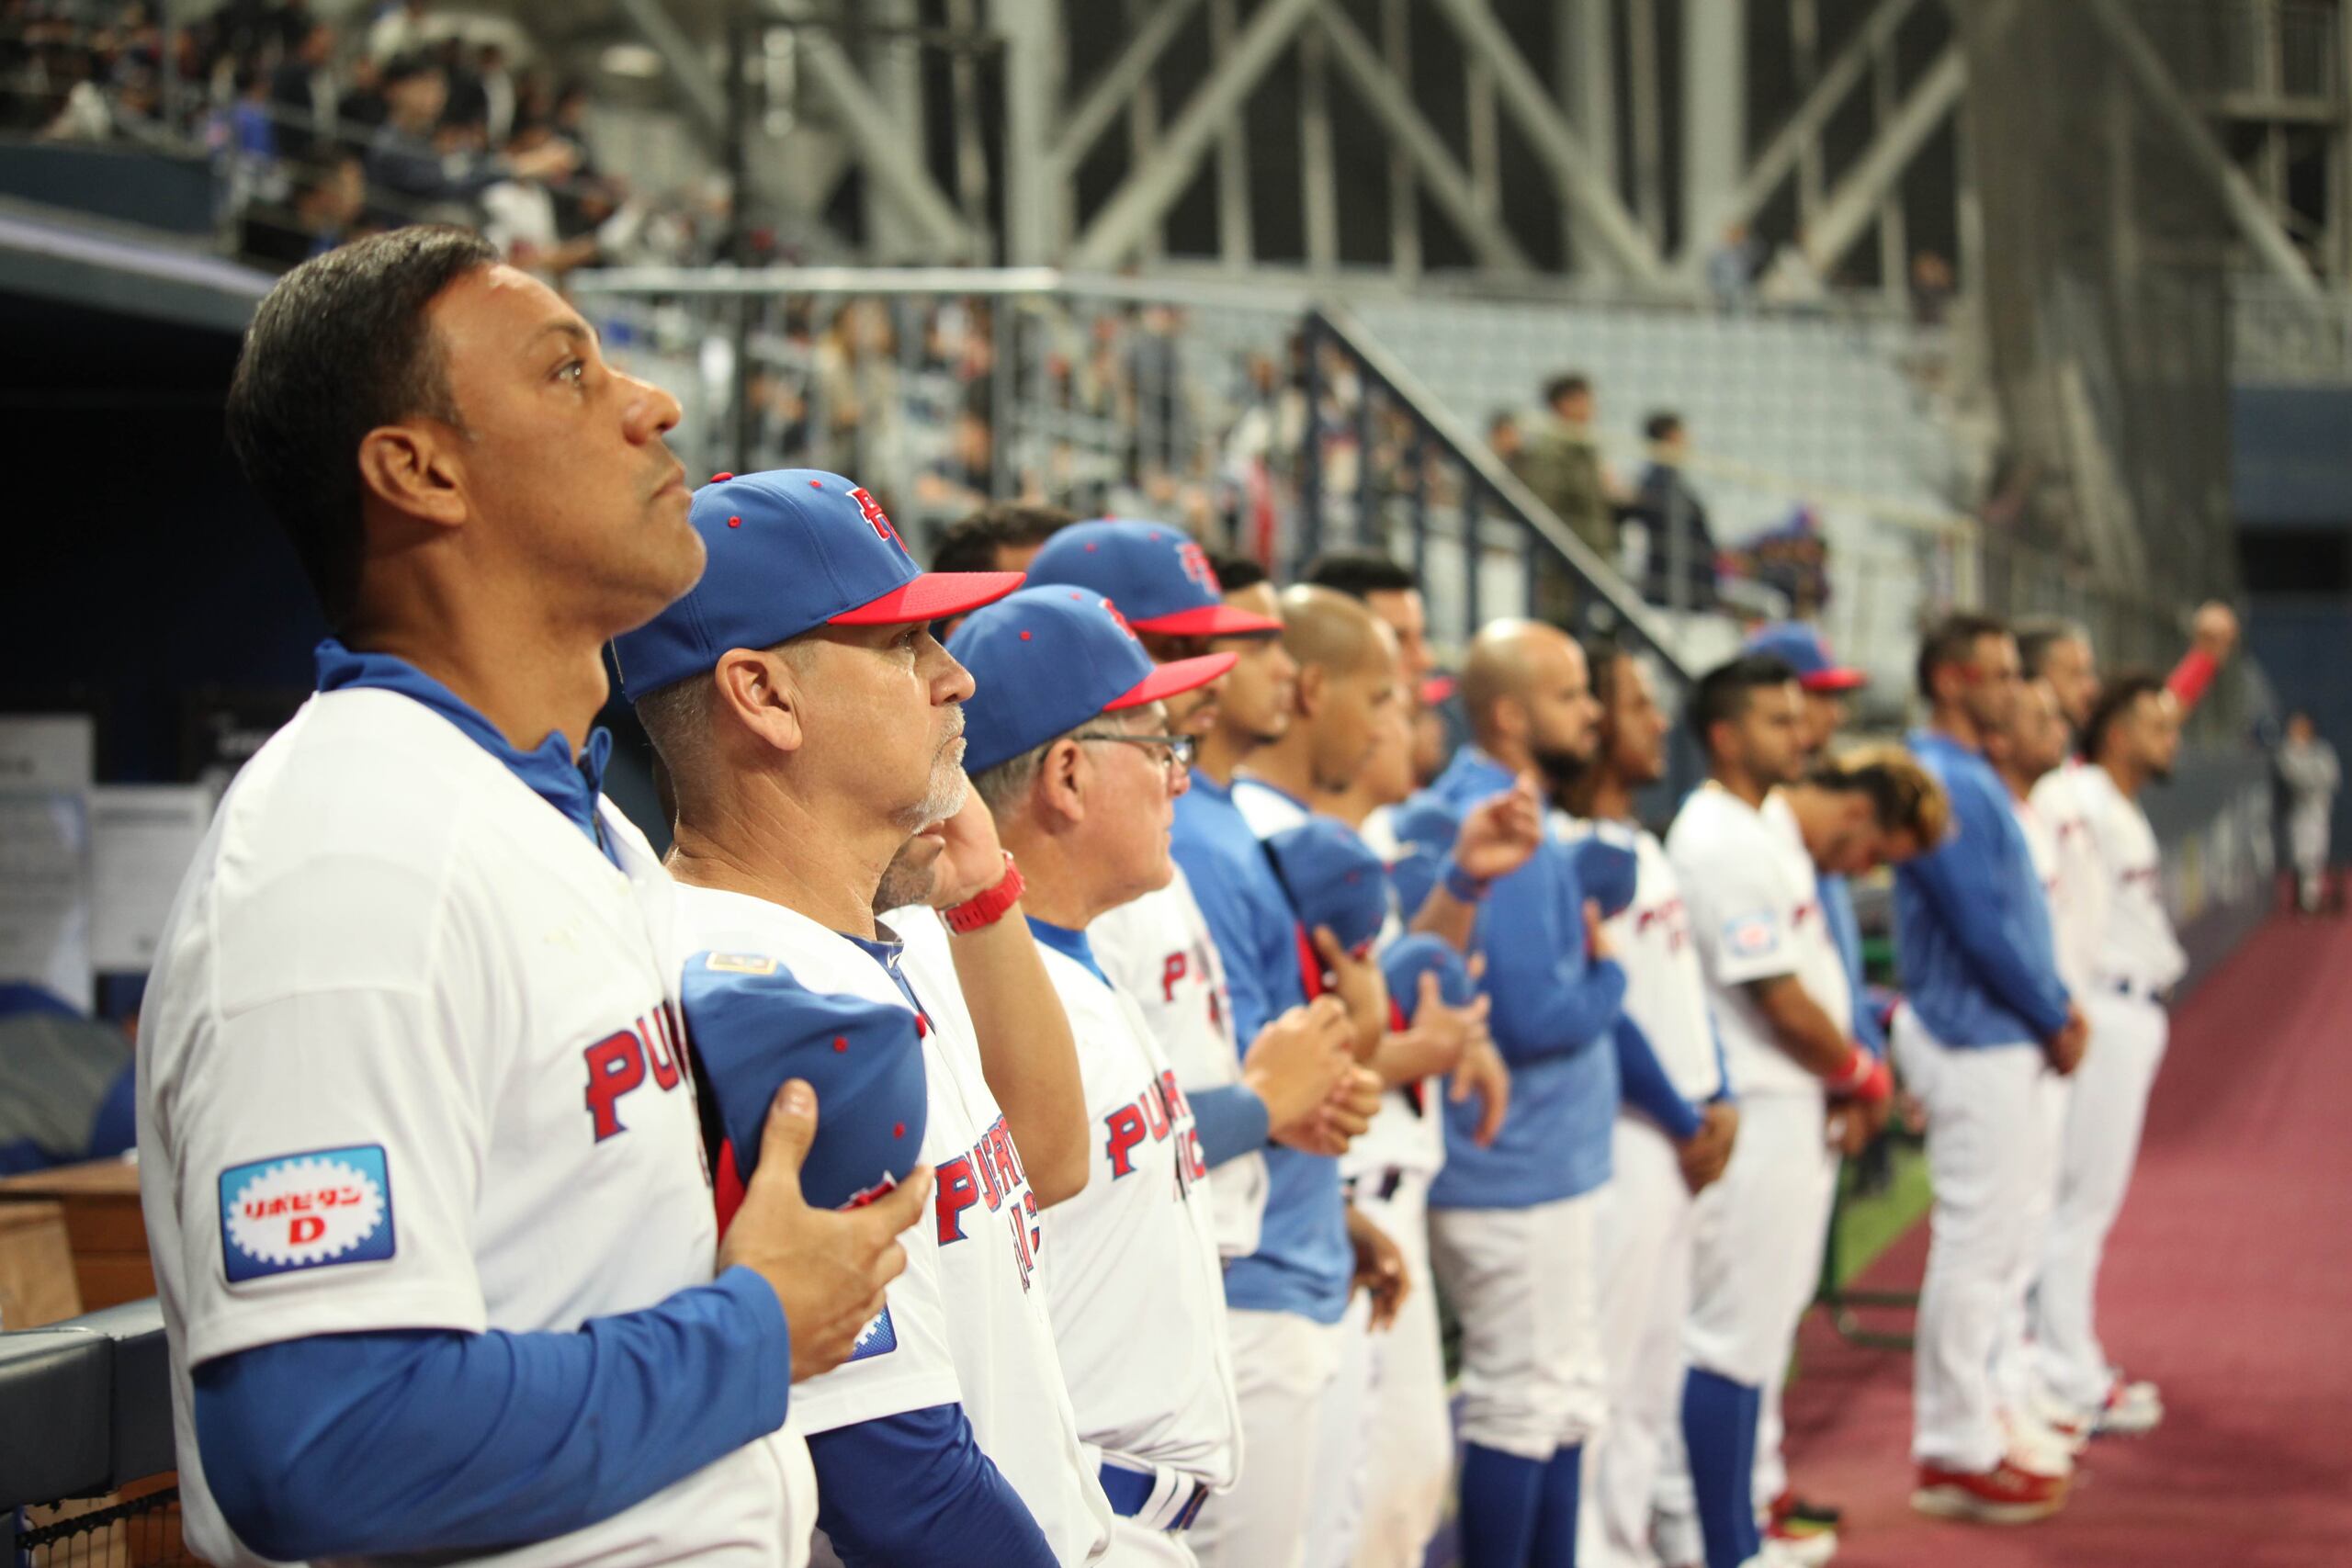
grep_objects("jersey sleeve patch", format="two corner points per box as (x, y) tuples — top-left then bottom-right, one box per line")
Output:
(1723, 911), (1781, 960)
(220, 1144), (396, 1283)
(704, 952), (781, 976)
(848, 1304), (898, 1362)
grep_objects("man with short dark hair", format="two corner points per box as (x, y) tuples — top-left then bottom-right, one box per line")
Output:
(144, 229), (917, 1566)
(1628, 411), (1718, 612)
(1517, 372), (1619, 562)
(928, 503), (1078, 639)
(1894, 613), (2083, 1524)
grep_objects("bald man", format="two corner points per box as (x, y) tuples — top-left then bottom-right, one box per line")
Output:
(1417, 621), (1630, 1568)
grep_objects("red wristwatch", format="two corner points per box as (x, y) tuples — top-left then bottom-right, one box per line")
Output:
(944, 852), (1025, 933)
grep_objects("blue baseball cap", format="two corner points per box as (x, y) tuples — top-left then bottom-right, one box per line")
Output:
(613, 468), (1024, 699)
(1264, 818), (1390, 954)
(1566, 826), (1640, 920)
(1024, 520), (1283, 637)
(1745, 621), (1866, 694)
(1381, 933), (1476, 1023)
(684, 952), (928, 1213)
(948, 586), (1236, 773)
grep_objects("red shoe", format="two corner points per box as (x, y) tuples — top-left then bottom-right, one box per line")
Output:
(1910, 1458), (2069, 1524)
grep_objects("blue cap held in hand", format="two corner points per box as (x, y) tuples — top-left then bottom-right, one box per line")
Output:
(1566, 824), (1641, 920)
(1381, 933), (1476, 1023)
(948, 585), (1235, 773)
(684, 953), (928, 1213)
(1025, 520), (1283, 637)
(1264, 817), (1390, 954)
(614, 468), (1023, 699)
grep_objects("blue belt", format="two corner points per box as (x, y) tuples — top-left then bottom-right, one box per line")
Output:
(1098, 1461), (1209, 1532)
(2105, 976), (2167, 1005)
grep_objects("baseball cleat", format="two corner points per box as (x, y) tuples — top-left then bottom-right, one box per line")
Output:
(1769, 1489), (1845, 1530)
(2096, 1376), (2164, 1436)
(1999, 1407), (2078, 1478)
(1909, 1458), (2069, 1524)
(1762, 1518), (1838, 1565)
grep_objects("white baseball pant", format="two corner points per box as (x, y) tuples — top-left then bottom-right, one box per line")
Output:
(1190, 1308), (1346, 1568)
(1104, 1518), (1203, 1566)
(1894, 1010), (2048, 1472)
(1580, 1117), (1699, 1568)
(1990, 1069), (2070, 1419)
(1306, 1291), (1377, 1567)
(1429, 1191), (1608, 1462)
(1346, 1173), (1452, 1568)
(2033, 990), (2168, 1409)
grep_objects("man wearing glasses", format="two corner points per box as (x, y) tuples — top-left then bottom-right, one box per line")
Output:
(951, 586), (1283, 1563)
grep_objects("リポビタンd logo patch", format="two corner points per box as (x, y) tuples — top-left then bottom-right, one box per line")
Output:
(220, 1145), (395, 1282)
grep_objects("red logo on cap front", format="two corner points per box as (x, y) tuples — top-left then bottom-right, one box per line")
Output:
(849, 487), (909, 558)
(1176, 541), (1217, 591)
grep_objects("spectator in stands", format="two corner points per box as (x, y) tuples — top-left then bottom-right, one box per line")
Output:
(267, 19), (335, 161)
(1911, 251), (1956, 328)
(242, 150), (366, 270)
(367, 0), (434, 62)
(365, 53), (573, 224)
(2279, 711), (2340, 916)
(1707, 220), (1760, 308)
(334, 51), (387, 152)
(1488, 411), (1525, 476)
(475, 39), (514, 145)
(1624, 411), (1720, 613)
(1517, 372), (1621, 566)
(481, 117), (599, 277)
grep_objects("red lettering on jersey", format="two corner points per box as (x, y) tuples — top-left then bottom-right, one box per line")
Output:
(1182, 1127), (1207, 1184)
(1023, 1189), (1042, 1265)
(1104, 1105), (1148, 1178)
(583, 1030), (646, 1141)
(934, 1155), (980, 1243)
(848, 486), (907, 555)
(1006, 1197), (1037, 1292)
(1161, 952), (1189, 1001)
(1159, 1068), (1193, 1122)
(1140, 1077), (1171, 1139)
(642, 1009), (683, 1092)
(982, 1122), (1019, 1195)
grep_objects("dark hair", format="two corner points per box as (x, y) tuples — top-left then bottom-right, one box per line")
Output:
(930, 502), (1074, 574)
(2012, 615), (2088, 681)
(380, 52), (438, 87)
(225, 226), (498, 629)
(1689, 653), (1799, 750)
(2084, 669), (2166, 760)
(1644, 410), (1682, 443)
(1915, 610), (2009, 702)
(1807, 743), (1951, 846)
(1544, 372), (1592, 408)
(1304, 551), (1416, 601)
(1209, 551), (1269, 592)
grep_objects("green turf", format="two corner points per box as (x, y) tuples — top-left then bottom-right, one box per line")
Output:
(1824, 1138), (1933, 1292)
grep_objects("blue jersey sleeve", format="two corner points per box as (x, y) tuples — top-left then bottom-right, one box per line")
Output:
(1901, 776), (2072, 1040)
(808, 1404), (1057, 1568)
(1612, 1014), (1703, 1141)
(191, 1268), (789, 1562)
(1479, 846), (1627, 1066)
(1191, 1083), (1272, 1168)
(1818, 874), (1885, 1056)
(1172, 840), (1285, 1050)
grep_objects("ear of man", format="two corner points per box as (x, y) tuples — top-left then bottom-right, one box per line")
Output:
(357, 423), (467, 528)
(715, 647), (806, 757)
(1039, 736), (1089, 826)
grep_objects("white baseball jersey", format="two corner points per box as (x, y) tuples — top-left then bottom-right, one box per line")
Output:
(2027, 762), (2109, 994)
(1091, 868), (1268, 1260)
(1030, 930), (1241, 1489)
(1667, 785), (1849, 1100)
(1556, 814), (1724, 1103)
(2071, 763), (2188, 992)
(136, 686), (814, 1568)
(705, 893), (1113, 1567)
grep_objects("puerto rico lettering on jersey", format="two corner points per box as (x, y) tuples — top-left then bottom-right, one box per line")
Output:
(582, 998), (691, 1142)
(934, 1111), (1041, 1292)
(1103, 1068), (1209, 1192)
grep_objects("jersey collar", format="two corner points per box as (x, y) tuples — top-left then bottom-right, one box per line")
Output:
(1024, 915), (1110, 987)
(314, 638), (615, 858)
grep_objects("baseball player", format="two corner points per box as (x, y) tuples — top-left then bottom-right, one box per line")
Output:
(1024, 522), (1360, 1266)
(614, 469), (1116, 1565)
(1738, 623), (1874, 1557)
(1547, 645), (1735, 1568)
(140, 232), (919, 1567)
(1165, 574), (1386, 1568)
(1894, 614), (2084, 1524)
(2029, 671), (2194, 1439)
(1668, 658), (1931, 1568)
(948, 584), (1258, 1563)
(2278, 711), (2339, 915)
(1417, 619), (1630, 1568)
(2016, 604), (2240, 746)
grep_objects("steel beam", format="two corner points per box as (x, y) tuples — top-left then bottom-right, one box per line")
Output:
(1046, 0), (1204, 177)
(1804, 46), (1963, 279)
(1385, 0), (1420, 278)
(1069, 0), (1318, 271)
(612, 0), (728, 141)
(1210, 0), (1255, 266)
(1558, 0), (1618, 275)
(2084, 0), (2321, 297)
(1313, 1), (1532, 272)
(1301, 21), (1339, 272)
(1625, 0), (1665, 249)
(792, 19), (985, 259)
(1681, 0), (1746, 259)
(992, 0), (1062, 263)
(1425, 0), (1665, 281)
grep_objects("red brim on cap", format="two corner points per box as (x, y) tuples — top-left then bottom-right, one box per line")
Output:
(830, 570), (1026, 626)
(1106, 651), (1238, 710)
(1801, 668), (1869, 694)
(1419, 674), (1458, 705)
(1127, 604), (1284, 637)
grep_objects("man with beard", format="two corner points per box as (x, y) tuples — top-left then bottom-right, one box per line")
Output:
(1550, 645), (1736, 1568)
(616, 470), (1113, 1565)
(2029, 673), (2190, 1442)
(1026, 522), (1363, 1273)
(1414, 620), (1629, 1568)
(1893, 615), (2084, 1525)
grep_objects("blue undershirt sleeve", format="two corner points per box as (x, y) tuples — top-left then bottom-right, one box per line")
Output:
(1480, 851), (1628, 1065)
(807, 1404), (1057, 1568)
(1191, 1083), (1272, 1168)
(192, 1267), (790, 1563)
(1612, 1014), (1703, 1141)
(1903, 781), (2072, 1039)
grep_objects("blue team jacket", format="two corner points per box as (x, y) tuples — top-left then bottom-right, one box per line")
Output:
(1169, 773), (1352, 1325)
(1420, 750), (1628, 1211)
(1893, 729), (2072, 1048)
